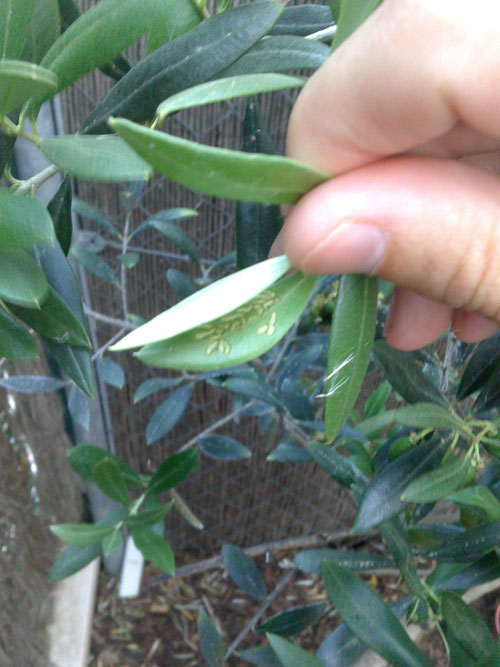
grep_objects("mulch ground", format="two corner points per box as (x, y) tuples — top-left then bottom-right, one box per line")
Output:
(88, 547), (458, 667)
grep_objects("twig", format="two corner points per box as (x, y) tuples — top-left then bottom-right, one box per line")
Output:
(92, 328), (127, 361)
(83, 306), (134, 330)
(177, 400), (254, 452)
(305, 25), (337, 41)
(225, 569), (295, 659)
(120, 212), (131, 319)
(169, 488), (204, 530)
(14, 164), (60, 195)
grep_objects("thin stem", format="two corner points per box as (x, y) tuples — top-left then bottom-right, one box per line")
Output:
(191, 0), (210, 19)
(169, 488), (203, 530)
(120, 213), (131, 320)
(83, 306), (135, 331)
(177, 400), (254, 452)
(305, 25), (337, 41)
(13, 164), (59, 196)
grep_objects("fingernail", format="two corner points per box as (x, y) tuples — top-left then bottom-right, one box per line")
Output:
(300, 220), (388, 275)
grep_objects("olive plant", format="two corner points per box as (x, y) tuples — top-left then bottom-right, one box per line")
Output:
(2, 0), (500, 665)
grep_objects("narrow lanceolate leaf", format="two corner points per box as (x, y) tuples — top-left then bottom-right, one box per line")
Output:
(267, 442), (312, 463)
(457, 331), (500, 399)
(71, 245), (118, 286)
(156, 74), (304, 121)
(475, 371), (500, 413)
(323, 562), (431, 667)
(0, 60), (57, 115)
(131, 527), (175, 575)
(222, 544), (267, 602)
(146, 0), (200, 53)
(145, 384), (193, 445)
(133, 377), (182, 403)
(67, 384), (89, 430)
(331, 0), (382, 51)
(91, 458), (129, 506)
(0, 375), (65, 392)
(0, 249), (48, 308)
(294, 549), (392, 575)
(239, 645), (283, 667)
(82, 1), (284, 133)
(49, 542), (101, 581)
(24, 0), (169, 117)
(0, 0), (35, 59)
(309, 442), (368, 489)
(72, 197), (119, 238)
(112, 255), (290, 350)
(257, 603), (326, 637)
(270, 5), (334, 36)
(358, 403), (462, 436)
(324, 275), (377, 443)
(222, 377), (283, 410)
(67, 444), (143, 487)
(199, 611), (224, 667)
(0, 312), (37, 361)
(0, 128), (16, 176)
(95, 356), (125, 389)
(219, 35), (329, 77)
(0, 190), (56, 250)
(50, 522), (113, 546)
(267, 634), (325, 667)
(146, 446), (200, 495)
(48, 177), (72, 255)
(422, 521), (500, 562)
(137, 219), (199, 264)
(354, 437), (447, 531)
(198, 435), (251, 461)
(447, 486), (500, 522)
(441, 591), (496, 664)
(110, 119), (328, 205)
(40, 136), (153, 182)
(124, 501), (174, 528)
(401, 456), (472, 503)
(45, 340), (94, 397)
(21, 0), (60, 64)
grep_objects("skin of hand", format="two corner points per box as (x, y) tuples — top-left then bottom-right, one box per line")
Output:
(275, 0), (500, 350)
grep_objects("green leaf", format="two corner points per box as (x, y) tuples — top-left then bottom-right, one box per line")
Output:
(21, 0), (60, 63)
(133, 377), (182, 403)
(0, 311), (37, 360)
(40, 135), (153, 183)
(118, 252), (139, 268)
(270, 5), (334, 36)
(50, 522), (113, 546)
(222, 544), (266, 601)
(67, 384), (89, 430)
(134, 272), (318, 371)
(25, 0), (170, 118)
(113, 255), (290, 350)
(146, 446), (200, 495)
(325, 275), (377, 443)
(71, 245), (118, 286)
(48, 177), (72, 255)
(102, 526), (122, 556)
(219, 35), (329, 77)
(0, 374), (65, 392)
(457, 331), (500, 399)
(322, 561), (431, 667)
(359, 403), (462, 436)
(124, 501), (174, 528)
(145, 384), (193, 445)
(0, 60), (57, 115)
(294, 549), (392, 575)
(236, 97), (282, 269)
(422, 521), (500, 562)
(239, 645), (282, 667)
(72, 197), (119, 238)
(45, 339), (94, 397)
(82, 0), (284, 134)
(131, 527), (175, 575)
(402, 456), (472, 503)
(0, 0), (35, 59)
(475, 370), (500, 413)
(448, 486), (500, 522)
(0, 190), (56, 250)
(308, 442), (368, 489)
(96, 356), (125, 389)
(257, 603), (326, 637)
(199, 610), (224, 667)
(331, 0), (382, 51)
(0, 127), (16, 176)
(434, 552), (500, 592)
(363, 380), (391, 419)
(354, 437), (447, 531)
(49, 542), (101, 581)
(166, 268), (195, 299)
(198, 434), (251, 461)
(373, 341), (447, 406)
(130, 207), (198, 240)
(110, 118), (328, 205)
(441, 591), (496, 663)
(156, 73), (304, 121)
(267, 442), (312, 463)
(91, 458), (129, 506)
(0, 248), (48, 308)
(267, 634), (325, 667)
(136, 218), (199, 264)
(146, 0), (200, 53)
(223, 376), (283, 410)
(68, 444), (143, 487)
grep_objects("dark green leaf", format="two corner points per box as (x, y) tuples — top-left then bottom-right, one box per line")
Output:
(219, 35), (329, 77)
(102, 527), (122, 556)
(0, 0), (35, 59)
(0, 374), (65, 392)
(325, 275), (377, 443)
(354, 437), (447, 531)
(223, 377), (282, 410)
(0, 249), (48, 308)
(270, 5), (334, 36)
(422, 521), (500, 562)
(48, 177), (72, 255)
(475, 370), (500, 413)
(435, 552), (500, 591)
(124, 501), (174, 528)
(82, 1), (284, 134)
(239, 645), (282, 667)
(198, 434), (251, 461)
(131, 527), (174, 575)
(145, 384), (193, 445)
(322, 562), (431, 667)
(92, 457), (129, 505)
(67, 384), (89, 430)
(68, 444), (142, 487)
(267, 634), (325, 667)
(146, 0), (200, 53)
(0, 128), (16, 176)
(96, 356), (125, 389)
(277, 344), (323, 389)
(146, 446), (200, 495)
(447, 486), (500, 522)
(294, 549), (392, 575)
(441, 591), (496, 663)
(50, 522), (113, 546)
(71, 245), (118, 285)
(222, 544), (266, 602)
(0, 190), (55, 251)
(267, 442), (312, 463)
(141, 219), (199, 264)
(0, 311), (37, 361)
(72, 197), (119, 237)
(457, 332), (500, 399)
(49, 542), (101, 582)
(331, 0), (382, 51)
(364, 380), (390, 419)
(130, 207), (198, 240)
(236, 97), (282, 269)
(257, 603), (326, 637)
(309, 442), (368, 489)
(199, 610), (224, 667)
(44, 339), (94, 397)
(402, 455), (472, 503)
(21, 0), (60, 63)
(166, 268), (195, 299)
(133, 377), (182, 403)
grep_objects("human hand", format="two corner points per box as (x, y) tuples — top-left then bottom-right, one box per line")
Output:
(276, 0), (500, 350)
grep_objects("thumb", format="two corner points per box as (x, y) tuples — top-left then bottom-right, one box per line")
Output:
(278, 156), (500, 326)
